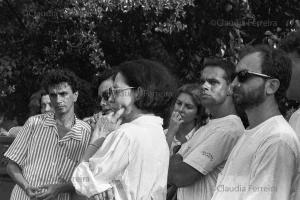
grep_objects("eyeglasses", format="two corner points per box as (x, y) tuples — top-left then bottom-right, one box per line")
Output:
(108, 87), (135, 98)
(234, 70), (274, 83)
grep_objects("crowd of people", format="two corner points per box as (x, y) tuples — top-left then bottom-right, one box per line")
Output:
(1, 30), (300, 200)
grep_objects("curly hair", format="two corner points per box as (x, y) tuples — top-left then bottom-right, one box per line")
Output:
(115, 59), (177, 126)
(42, 69), (79, 93)
(176, 84), (208, 128)
(239, 45), (292, 107)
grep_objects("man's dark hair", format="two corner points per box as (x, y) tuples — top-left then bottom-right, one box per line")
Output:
(203, 58), (236, 82)
(280, 30), (300, 55)
(115, 59), (177, 125)
(42, 69), (79, 93)
(239, 45), (292, 106)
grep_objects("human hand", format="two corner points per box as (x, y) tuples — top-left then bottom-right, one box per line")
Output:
(168, 111), (184, 133)
(24, 185), (40, 199)
(89, 188), (114, 200)
(170, 153), (183, 165)
(35, 184), (61, 200)
(90, 108), (124, 143)
(83, 112), (103, 131)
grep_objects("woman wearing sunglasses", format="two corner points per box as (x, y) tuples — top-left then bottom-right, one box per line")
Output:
(82, 70), (115, 126)
(72, 59), (176, 200)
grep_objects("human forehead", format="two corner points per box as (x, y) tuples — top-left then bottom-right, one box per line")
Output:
(48, 82), (73, 93)
(201, 66), (227, 80)
(98, 79), (113, 95)
(237, 52), (263, 73)
(41, 95), (51, 103)
(113, 73), (130, 88)
(177, 93), (196, 106)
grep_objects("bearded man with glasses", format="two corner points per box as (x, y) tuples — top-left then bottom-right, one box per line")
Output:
(211, 45), (300, 200)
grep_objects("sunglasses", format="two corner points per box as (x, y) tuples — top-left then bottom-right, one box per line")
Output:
(98, 89), (111, 102)
(234, 70), (274, 83)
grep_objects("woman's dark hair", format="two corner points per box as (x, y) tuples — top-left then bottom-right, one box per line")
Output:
(176, 84), (208, 128)
(42, 69), (79, 93)
(115, 59), (177, 126)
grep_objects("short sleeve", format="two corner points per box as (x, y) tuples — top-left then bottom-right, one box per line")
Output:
(244, 141), (297, 200)
(4, 117), (35, 166)
(289, 111), (300, 139)
(72, 129), (130, 198)
(183, 128), (239, 175)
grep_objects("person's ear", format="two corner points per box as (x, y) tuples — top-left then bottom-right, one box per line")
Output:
(265, 79), (280, 95)
(135, 87), (144, 101)
(73, 91), (79, 102)
(227, 83), (233, 96)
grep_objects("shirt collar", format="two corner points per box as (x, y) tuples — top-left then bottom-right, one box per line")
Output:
(173, 127), (197, 145)
(43, 112), (83, 141)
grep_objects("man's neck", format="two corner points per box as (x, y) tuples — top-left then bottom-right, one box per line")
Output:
(55, 110), (75, 129)
(245, 99), (281, 129)
(207, 99), (237, 119)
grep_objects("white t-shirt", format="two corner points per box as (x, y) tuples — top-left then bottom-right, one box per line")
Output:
(72, 115), (169, 200)
(289, 108), (300, 200)
(289, 108), (300, 139)
(176, 115), (244, 200)
(212, 115), (300, 200)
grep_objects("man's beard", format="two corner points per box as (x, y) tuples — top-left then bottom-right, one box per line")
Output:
(233, 83), (266, 110)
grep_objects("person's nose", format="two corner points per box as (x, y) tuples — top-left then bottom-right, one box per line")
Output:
(201, 81), (210, 91)
(178, 105), (185, 113)
(56, 95), (64, 104)
(100, 98), (107, 106)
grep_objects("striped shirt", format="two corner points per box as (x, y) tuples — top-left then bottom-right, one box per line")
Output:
(4, 112), (91, 200)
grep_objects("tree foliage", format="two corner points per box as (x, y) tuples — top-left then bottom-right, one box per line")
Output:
(0, 0), (299, 124)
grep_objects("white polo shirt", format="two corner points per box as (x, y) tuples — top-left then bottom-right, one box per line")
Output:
(212, 115), (300, 200)
(176, 115), (244, 200)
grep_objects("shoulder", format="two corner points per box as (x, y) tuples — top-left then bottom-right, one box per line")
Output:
(289, 108), (300, 126)
(75, 118), (91, 133)
(260, 117), (300, 157)
(207, 115), (244, 137)
(26, 113), (51, 126)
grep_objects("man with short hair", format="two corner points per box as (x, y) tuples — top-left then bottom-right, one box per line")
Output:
(211, 45), (300, 200)
(167, 59), (244, 200)
(5, 69), (91, 200)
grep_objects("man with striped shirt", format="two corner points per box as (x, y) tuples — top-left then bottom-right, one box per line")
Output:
(5, 69), (91, 200)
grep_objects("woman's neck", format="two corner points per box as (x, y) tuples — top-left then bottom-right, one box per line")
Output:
(123, 107), (149, 123)
(176, 121), (196, 142)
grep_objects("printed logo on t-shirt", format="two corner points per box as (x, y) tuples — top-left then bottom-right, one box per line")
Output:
(202, 151), (214, 161)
